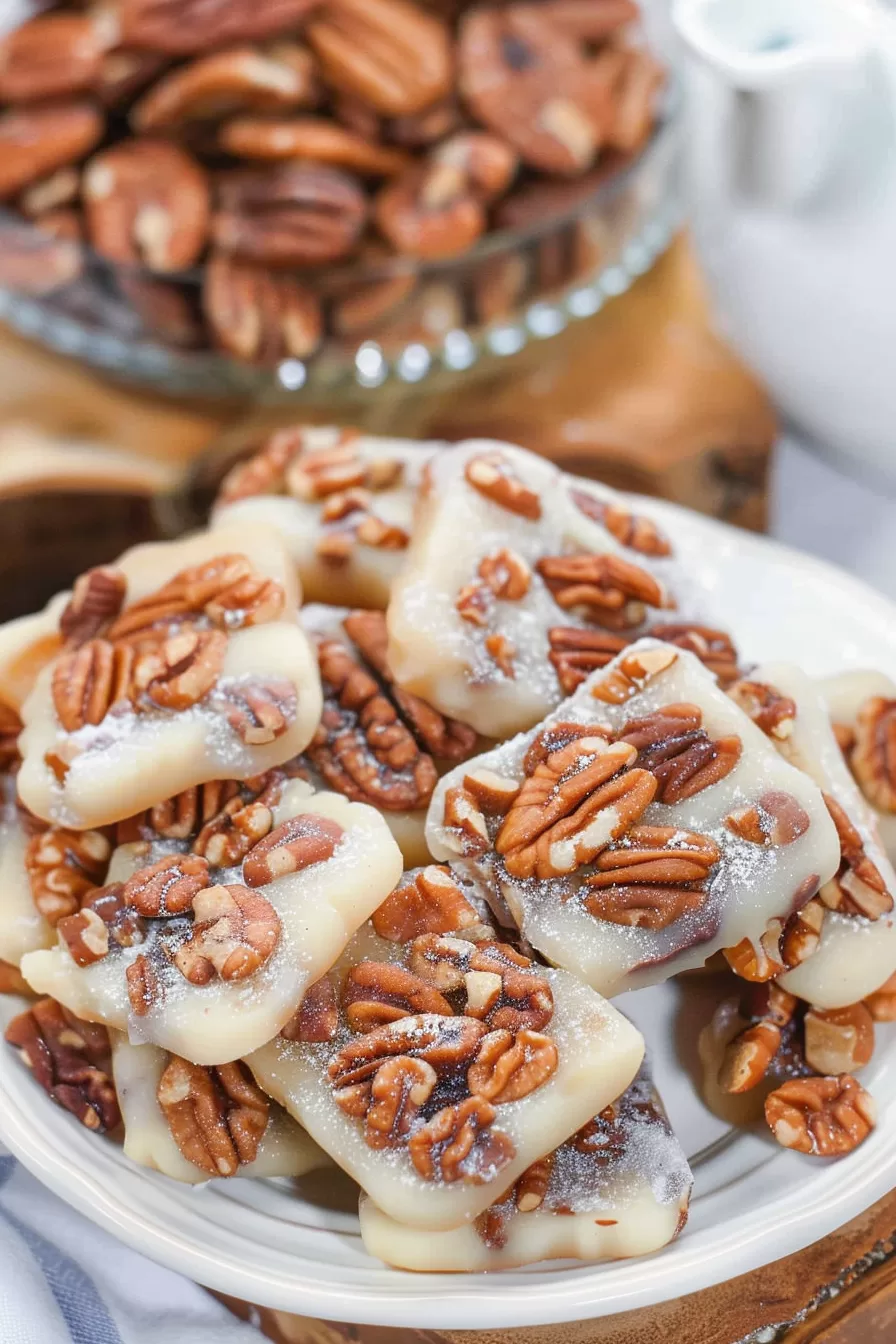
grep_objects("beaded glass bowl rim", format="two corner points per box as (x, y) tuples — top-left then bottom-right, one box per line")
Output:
(1, 497), (895, 1330)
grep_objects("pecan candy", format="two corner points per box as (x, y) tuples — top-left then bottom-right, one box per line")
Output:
(247, 865), (644, 1230)
(213, 162), (366, 267)
(21, 781), (403, 1065)
(428, 637), (841, 997)
(5, 996), (120, 1132)
(14, 526), (321, 831)
(358, 1063), (693, 1272)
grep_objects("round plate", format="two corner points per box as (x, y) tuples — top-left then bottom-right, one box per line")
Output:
(2, 500), (896, 1330)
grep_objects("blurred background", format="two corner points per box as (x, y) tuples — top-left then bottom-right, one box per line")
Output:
(0, 0), (892, 620)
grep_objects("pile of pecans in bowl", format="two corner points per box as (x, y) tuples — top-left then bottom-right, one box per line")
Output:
(0, 0), (665, 365)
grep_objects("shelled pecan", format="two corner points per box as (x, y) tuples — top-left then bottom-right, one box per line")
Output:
(5, 997), (120, 1131)
(157, 1055), (270, 1176)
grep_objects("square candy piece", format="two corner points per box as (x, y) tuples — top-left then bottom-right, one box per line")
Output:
(15, 526), (322, 828)
(730, 664), (896, 1009)
(111, 1035), (330, 1184)
(359, 1061), (692, 1270)
(428, 640), (840, 996)
(299, 604), (480, 867)
(386, 439), (726, 740)
(212, 426), (440, 608)
(248, 866), (644, 1232)
(21, 778), (403, 1064)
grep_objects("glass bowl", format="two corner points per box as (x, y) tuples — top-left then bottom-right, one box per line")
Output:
(0, 97), (681, 405)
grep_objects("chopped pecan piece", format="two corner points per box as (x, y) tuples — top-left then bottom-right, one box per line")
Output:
(59, 566), (127, 648)
(728, 679), (796, 741)
(726, 791), (810, 847)
(372, 866), (482, 943)
(765, 1074), (875, 1157)
(342, 961), (453, 1031)
(619, 703), (743, 804)
(157, 1056), (269, 1177)
(582, 825), (719, 929)
(5, 997), (120, 1132)
(52, 639), (135, 731)
(408, 1095), (515, 1185)
(718, 984), (797, 1093)
(25, 827), (111, 926)
(309, 637), (438, 810)
(538, 552), (667, 630)
(214, 677), (297, 745)
(174, 884), (281, 984)
(496, 736), (654, 880)
(342, 610), (476, 762)
(464, 452), (542, 521)
(570, 489), (671, 557)
(591, 646), (678, 705)
(123, 853), (211, 918)
(820, 794), (893, 920)
(648, 623), (739, 686)
(467, 1027), (558, 1103)
(804, 1004), (875, 1076)
(850, 697), (896, 812)
(548, 627), (628, 694)
(133, 629), (227, 712)
(192, 796), (274, 867)
(281, 975), (339, 1043)
(242, 813), (345, 886)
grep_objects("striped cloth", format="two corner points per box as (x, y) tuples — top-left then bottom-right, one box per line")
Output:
(0, 1151), (261, 1344)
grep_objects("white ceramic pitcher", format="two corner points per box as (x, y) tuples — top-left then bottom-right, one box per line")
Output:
(673, 0), (896, 482)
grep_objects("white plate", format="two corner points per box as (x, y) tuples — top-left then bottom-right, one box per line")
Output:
(2, 500), (896, 1331)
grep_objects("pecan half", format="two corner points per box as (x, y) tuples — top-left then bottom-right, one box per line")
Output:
(123, 853), (211, 918)
(242, 813), (345, 886)
(25, 827), (111, 926)
(203, 252), (322, 363)
(342, 610), (476, 762)
(309, 637), (439, 810)
(647, 623), (739, 687)
(619, 703), (743, 803)
(214, 677), (297, 745)
(464, 451), (541, 521)
(52, 639), (135, 731)
(728, 679), (796, 741)
(590, 645), (678, 705)
(192, 795), (275, 867)
(0, 102), (103, 200)
(851, 697), (896, 813)
(59, 566), (127, 648)
(765, 1074), (875, 1157)
(496, 736), (654, 880)
(5, 997), (120, 1132)
(83, 139), (209, 272)
(804, 1004), (875, 1076)
(570, 489), (671, 557)
(157, 1056), (269, 1176)
(343, 961), (454, 1031)
(132, 46), (316, 132)
(467, 1027), (557, 1104)
(726, 791), (810, 847)
(306, 0), (452, 117)
(718, 984), (797, 1093)
(175, 884), (281, 984)
(582, 824), (720, 929)
(820, 794), (893, 920)
(134, 629), (227, 711)
(120, 0), (317, 55)
(548, 626), (628, 694)
(408, 1095), (515, 1185)
(538, 553), (667, 630)
(214, 162), (366, 267)
(372, 866), (482, 943)
(281, 975), (339, 1042)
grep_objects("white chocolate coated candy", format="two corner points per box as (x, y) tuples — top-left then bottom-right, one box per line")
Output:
(386, 440), (683, 739)
(249, 920), (644, 1232)
(359, 1064), (691, 1270)
(749, 663), (896, 1009)
(110, 1034), (329, 1184)
(429, 641), (840, 996)
(21, 781), (404, 1064)
(15, 527), (323, 828)
(212, 427), (440, 608)
(820, 669), (896, 861)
